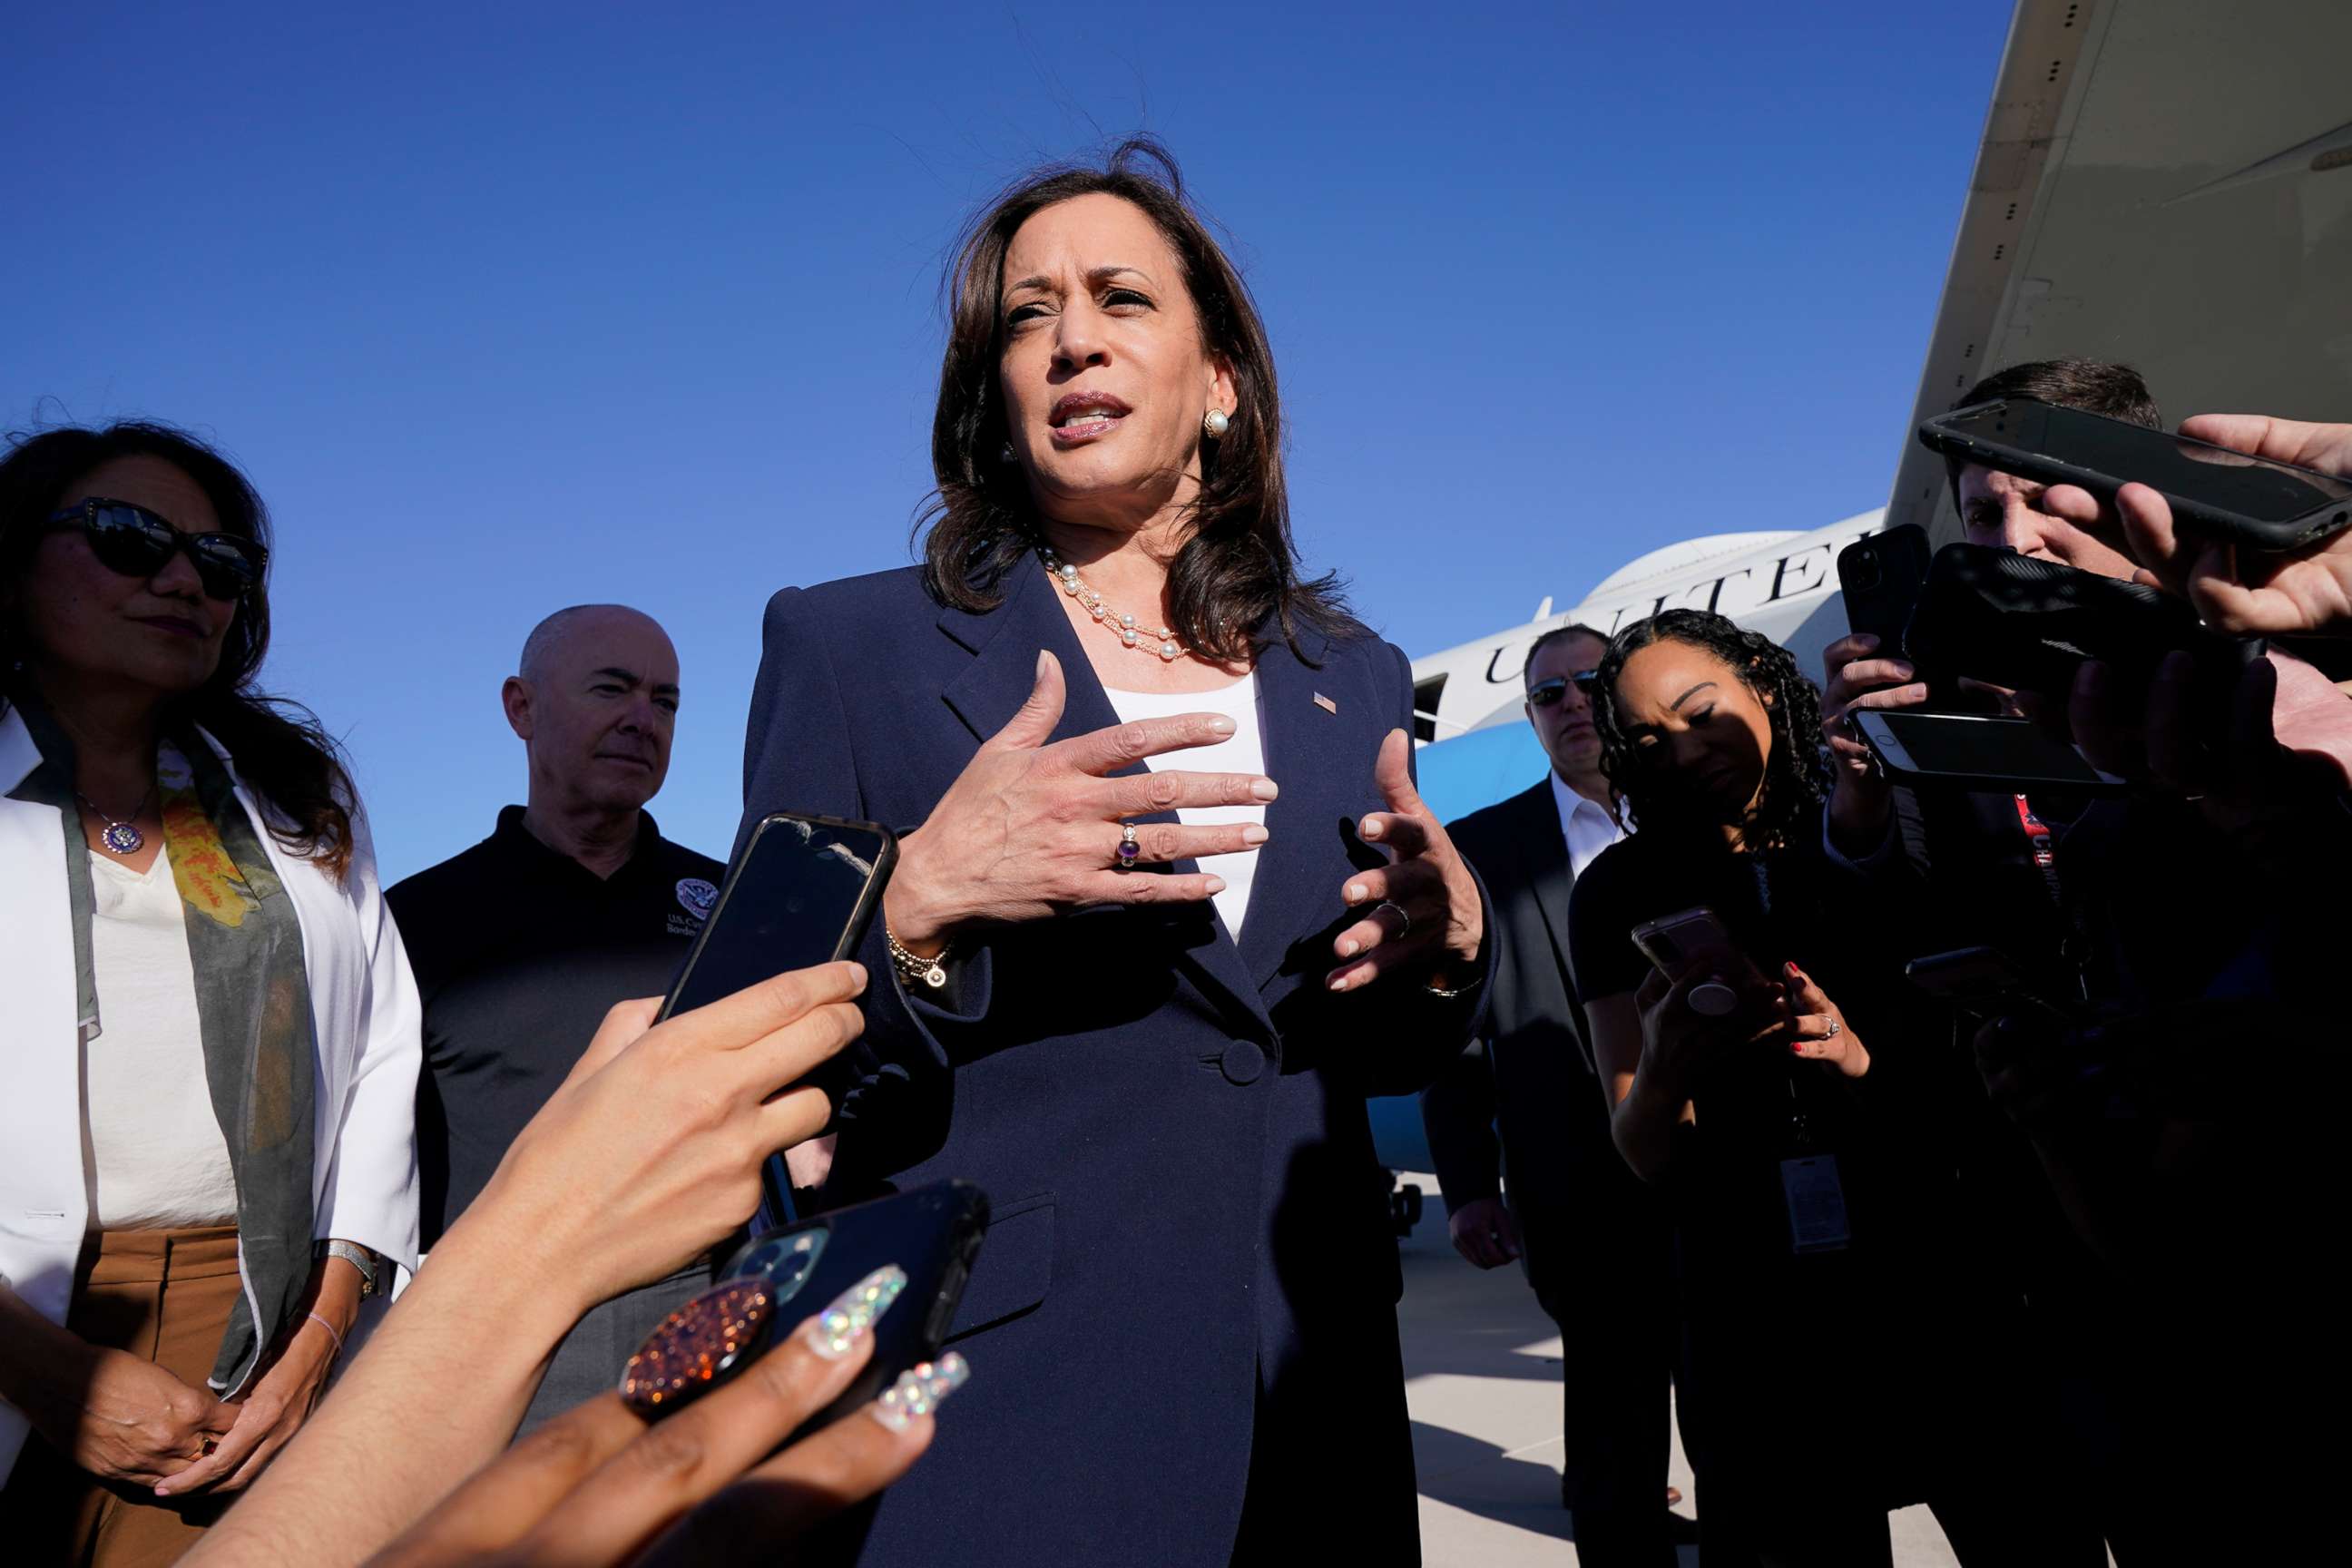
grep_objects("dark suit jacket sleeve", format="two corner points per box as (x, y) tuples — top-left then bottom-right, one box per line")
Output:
(739, 586), (996, 1179)
(1419, 1034), (1502, 1211)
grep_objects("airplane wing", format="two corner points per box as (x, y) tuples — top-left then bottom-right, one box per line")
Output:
(1885, 0), (2352, 548)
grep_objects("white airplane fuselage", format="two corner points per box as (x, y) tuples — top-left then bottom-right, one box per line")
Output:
(1410, 510), (1884, 749)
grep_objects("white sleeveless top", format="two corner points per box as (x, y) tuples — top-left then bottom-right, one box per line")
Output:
(1102, 675), (1265, 941)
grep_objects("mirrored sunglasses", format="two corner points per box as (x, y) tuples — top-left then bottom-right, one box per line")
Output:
(44, 498), (267, 602)
(1527, 670), (1602, 708)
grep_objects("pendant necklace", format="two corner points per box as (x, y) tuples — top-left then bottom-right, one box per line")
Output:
(1039, 546), (1189, 663)
(78, 786), (153, 857)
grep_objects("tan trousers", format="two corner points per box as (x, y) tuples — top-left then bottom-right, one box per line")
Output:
(2, 1227), (242, 1568)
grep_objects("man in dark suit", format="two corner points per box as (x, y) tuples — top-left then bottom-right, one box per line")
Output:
(1421, 622), (1680, 1568)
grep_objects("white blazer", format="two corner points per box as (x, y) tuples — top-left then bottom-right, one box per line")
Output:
(0, 707), (422, 1484)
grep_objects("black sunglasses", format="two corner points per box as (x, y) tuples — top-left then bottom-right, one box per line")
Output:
(1526, 670), (1602, 708)
(43, 498), (267, 602)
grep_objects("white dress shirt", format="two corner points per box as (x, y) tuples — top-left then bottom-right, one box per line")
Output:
(1550, 769), (1626, 881)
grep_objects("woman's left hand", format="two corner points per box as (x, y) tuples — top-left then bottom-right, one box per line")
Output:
(1328, 730), (1485, 992)
(362, 1298), (949, 1568)
(1780, 962), (1870, 1079)
(152, 1294), (348, 1497)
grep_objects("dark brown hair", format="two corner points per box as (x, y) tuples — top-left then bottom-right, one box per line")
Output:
(0, 420), (355, 879)
(1524, 622), (1607, 689)
(918, 137), (1350, 662)
(1947, 359), (2165, 513)
(1955, 358), (2163, 427)
(1588, 609), (1829, 851)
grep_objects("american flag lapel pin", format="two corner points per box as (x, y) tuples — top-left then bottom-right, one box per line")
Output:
(1312, 691), (1338, 715)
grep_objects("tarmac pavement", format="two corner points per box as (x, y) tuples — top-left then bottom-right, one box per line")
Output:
(1394, 1172), (1964, 1567)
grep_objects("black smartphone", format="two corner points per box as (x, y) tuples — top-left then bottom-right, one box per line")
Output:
(621, 1180), (989, 1431)
(1905, 946), (2082, 1021)
(662, 811), (897, 1220)
(1837, 524), (1933, 656)
(1918, 398), (2352, 553)
(1851, 710), (2125, 795)
(1906, 541), (2262, 705)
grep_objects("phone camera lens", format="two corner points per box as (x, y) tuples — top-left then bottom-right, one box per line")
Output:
(1847, 554), (1881, 591)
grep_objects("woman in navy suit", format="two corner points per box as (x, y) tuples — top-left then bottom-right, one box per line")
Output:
(738, 141), (1491, 1566)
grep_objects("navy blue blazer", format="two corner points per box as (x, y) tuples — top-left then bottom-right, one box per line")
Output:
(738, 561), (1490, 1566)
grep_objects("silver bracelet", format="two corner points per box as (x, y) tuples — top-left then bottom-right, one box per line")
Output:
(305, 1310), (346, 1359)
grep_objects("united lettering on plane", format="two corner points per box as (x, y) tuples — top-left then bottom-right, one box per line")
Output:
(1477, 528), (1877, 686)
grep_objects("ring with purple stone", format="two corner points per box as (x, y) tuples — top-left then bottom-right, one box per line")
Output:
(1115, 822), (1141, 871)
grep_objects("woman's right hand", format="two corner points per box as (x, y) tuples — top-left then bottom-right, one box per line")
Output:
(884, 651), (1278, 954)
(48, 1346), (235, 1488)
(1632, 954), (1788, 1100)
(444, 961), (872, 1329)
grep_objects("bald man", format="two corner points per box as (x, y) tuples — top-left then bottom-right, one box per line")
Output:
(387, 605), (724, 1426)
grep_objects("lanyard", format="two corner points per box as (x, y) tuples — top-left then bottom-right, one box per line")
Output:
(2012, 794), (2055, 869)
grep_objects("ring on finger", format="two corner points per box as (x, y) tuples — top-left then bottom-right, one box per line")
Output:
(1115, 823), (1140, 872)
(1374, 899), (1411, 939)
(1823, 1016), (1841, 1039)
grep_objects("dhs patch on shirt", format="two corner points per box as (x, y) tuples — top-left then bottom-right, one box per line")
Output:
(670, 877), (720, 936)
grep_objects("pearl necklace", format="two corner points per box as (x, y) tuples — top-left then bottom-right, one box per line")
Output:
(1039, 547), (1188, 662)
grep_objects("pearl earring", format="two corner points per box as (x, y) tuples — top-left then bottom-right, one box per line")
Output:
(1202, 407), (1230, 439)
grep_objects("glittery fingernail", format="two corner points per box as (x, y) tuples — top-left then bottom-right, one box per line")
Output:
(804, 1265), (907, 1359)
(868, 1353), (971, 1433)
(620, 1279), (775, 1416)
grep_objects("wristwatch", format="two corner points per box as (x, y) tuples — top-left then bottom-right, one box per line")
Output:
(318, 1239), (381, 1298)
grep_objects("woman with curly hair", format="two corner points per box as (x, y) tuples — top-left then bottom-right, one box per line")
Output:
(1564, 609), (2100, 1567)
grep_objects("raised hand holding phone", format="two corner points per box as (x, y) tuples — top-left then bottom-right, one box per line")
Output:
(2120, 414), (2352, 637)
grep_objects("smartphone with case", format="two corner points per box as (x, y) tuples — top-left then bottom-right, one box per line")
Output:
(661, 811), (897, 1220)
(622, 1181), (989, 1433)
(1851, 710), (2126, 795)
(1905, 946), (2083, 1021)
(1837, 524), (1933, 656)
(1919, 398), (2352, 553)
(1630, 906), (1754, 1016)
(1905, 541), (2262, 710)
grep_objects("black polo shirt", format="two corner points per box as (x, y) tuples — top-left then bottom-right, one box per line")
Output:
(388, 807), (724, 1247)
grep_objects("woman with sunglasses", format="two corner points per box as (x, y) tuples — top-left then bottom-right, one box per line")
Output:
(1566, 609), (2101, 1566)
(0, 422), (418, 1564)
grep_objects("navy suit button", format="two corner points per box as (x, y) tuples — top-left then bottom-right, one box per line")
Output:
(1220, 1040), (1266, 1085)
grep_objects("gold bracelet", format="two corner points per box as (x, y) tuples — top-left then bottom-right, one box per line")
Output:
(886, 928), (949, 990)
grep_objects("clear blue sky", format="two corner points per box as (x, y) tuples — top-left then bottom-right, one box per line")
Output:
(4, 3), (2009, 880)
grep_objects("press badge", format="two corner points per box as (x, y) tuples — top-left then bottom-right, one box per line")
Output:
(1780, 1155), (1852, 1254)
